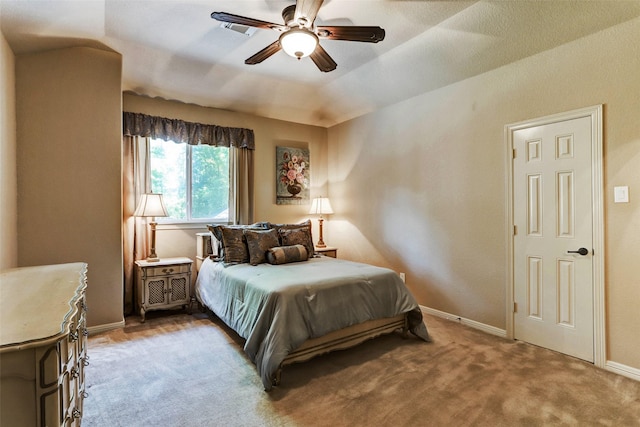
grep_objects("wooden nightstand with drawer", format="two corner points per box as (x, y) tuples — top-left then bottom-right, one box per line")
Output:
(135, 257), (193, 322)
(315, 246), (338, 258)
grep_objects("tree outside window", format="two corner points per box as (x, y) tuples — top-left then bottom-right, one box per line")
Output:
(150, 139), (229, 222)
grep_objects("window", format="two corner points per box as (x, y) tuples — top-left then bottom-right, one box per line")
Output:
(149, 138), (229, 222)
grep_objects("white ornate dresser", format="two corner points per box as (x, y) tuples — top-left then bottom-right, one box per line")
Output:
(0, 263), (89, 427)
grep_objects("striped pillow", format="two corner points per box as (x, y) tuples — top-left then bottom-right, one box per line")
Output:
(266, 245), (308, 265)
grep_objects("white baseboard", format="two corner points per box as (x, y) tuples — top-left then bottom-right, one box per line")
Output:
(420, 305), (507, 338)
(87, 319), (125, 335)
(605, 360), (640, 382)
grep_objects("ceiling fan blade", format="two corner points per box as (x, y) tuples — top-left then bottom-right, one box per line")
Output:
(309, 45), (337, 72)
(316, 26), (385, 43)
(294, 0), (324, 28)
(245, 40), (282, 65)
(211, 12), (287, 31)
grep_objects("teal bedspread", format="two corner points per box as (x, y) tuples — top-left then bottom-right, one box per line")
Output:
(195, 256), (429, 390)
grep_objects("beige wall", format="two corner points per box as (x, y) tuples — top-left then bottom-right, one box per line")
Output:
(16, 47), (123, 327)
(122, 94), (328, 263)
(327, 18), (640, 370)
(0, 30), (18, 269)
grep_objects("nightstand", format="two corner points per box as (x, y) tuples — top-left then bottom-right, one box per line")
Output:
(135, 257), (193, 322)
(315, 246), (338, 258)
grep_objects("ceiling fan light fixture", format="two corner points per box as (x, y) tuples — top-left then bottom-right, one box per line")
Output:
(279, 28), (318, 59)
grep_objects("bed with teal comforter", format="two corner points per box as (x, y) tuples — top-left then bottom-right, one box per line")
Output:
(195, 256), (429, 390)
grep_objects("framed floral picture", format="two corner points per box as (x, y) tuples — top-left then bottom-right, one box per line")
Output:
(276, 146), (310, 205)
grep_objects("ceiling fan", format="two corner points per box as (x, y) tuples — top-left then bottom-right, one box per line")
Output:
(211, 0), (385, 72)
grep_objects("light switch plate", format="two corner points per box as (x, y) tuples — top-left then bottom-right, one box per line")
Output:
(614, 186), (629, 203)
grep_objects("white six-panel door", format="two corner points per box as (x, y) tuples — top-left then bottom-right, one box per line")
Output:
(511, 112), (599, 362)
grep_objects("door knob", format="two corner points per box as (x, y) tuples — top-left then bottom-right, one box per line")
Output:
(567, 247), (589, 256)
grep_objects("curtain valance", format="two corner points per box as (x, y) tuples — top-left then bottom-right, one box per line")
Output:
(123, 112), (255, 150)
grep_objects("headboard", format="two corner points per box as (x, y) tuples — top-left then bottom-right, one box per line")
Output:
(196, 232), (214, 271)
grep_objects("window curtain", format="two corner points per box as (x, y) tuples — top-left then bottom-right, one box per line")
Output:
(229, 147), (254, 225)
(123, 112), (255, 149)
(122, 112), (255, 315)
(122, 135), (152, 315)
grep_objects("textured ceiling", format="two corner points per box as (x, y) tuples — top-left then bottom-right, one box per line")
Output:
(2, 1), (640, 127)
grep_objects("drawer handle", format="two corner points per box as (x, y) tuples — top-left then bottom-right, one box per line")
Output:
(73, 409), (81, 419)
(83, 328), (89, 337)
(69, 332), (79, 343)
(162, 268), (175, 274)
(71, 367), (79, 378)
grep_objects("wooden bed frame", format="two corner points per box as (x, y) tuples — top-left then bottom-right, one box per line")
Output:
(195, 233), (410, 386)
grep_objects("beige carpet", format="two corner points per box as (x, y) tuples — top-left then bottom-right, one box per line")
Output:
(83, 310), (640, 426)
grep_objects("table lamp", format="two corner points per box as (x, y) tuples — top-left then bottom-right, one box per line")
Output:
(134, 193), (168, 262)
(309, 197), (334, 248)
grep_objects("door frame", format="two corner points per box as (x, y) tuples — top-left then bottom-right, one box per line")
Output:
(504, 105), (605, 367)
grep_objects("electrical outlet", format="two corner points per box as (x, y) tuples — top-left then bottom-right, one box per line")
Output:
(399, 272), (406, 283)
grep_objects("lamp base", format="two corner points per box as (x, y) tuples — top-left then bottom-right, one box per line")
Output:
(147, 222), (160, 262)
(316, 217), (327, 248)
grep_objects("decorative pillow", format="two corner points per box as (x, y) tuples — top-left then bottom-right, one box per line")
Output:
(207, 223), (223, 243)
(270, 219), (312, 234)
(215, 226), (248, 264)
(209, 222), (269, 243)
(205, 225), (222, 259)
(271, 220), (314, 258)
(213, 223), (270, 265)
(266, 245), (308, 265)
(244, 228), (279, 265)
(278, 227), (313, 260)
(207, 232), (221, 261)
(207, 222), (271, 242)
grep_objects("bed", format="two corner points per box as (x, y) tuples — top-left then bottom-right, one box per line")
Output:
(195, 223), (430, 390)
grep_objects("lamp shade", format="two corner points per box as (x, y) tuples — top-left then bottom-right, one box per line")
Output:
(309, 197), (334, 216)
(280, 28), (318, 59)
(134, 193), (169, 218)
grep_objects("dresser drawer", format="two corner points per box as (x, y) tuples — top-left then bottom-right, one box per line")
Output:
(145, 263), (191, 277)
